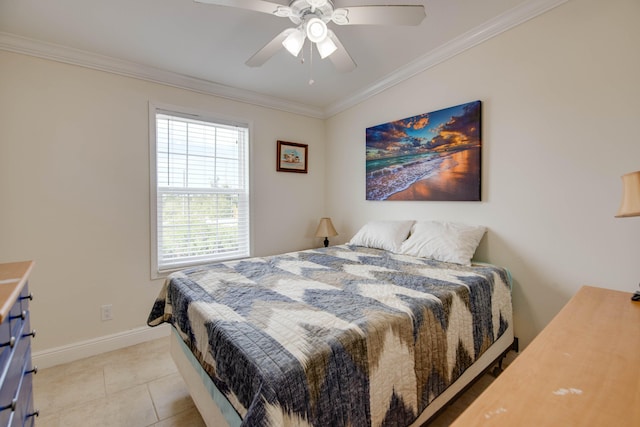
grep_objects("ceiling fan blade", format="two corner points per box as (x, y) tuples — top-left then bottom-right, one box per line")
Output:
(245, 28), (294, 67)
(334, 5), (426, 26)
(327, 31), (356, 73)
(194, 0), (285, 15)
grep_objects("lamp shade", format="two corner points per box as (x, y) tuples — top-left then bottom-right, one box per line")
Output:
(306, 18), (328, 43)
(616, 171), (640, 217)
(282, 28), (305, 57)
(315, 217), (338, 238)
(316, 36), (337, 58)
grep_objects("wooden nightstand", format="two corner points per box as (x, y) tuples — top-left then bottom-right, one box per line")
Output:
(0, 261), (38, 426)
(452, 285), (640, 426)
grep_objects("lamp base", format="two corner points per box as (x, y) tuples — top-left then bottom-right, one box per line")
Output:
(323, 237), (329, 247)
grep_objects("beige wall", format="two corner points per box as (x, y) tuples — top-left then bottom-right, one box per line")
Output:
(325, 0), (640, 347)
(0, 51), (325, 351)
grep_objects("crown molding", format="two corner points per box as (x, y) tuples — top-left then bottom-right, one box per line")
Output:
(0, 32), (325, 119)
(1, 0), (567, 120)
(323, 0), (568, 117)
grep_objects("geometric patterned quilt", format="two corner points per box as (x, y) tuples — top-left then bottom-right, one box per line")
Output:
(148, 245), (512, 427)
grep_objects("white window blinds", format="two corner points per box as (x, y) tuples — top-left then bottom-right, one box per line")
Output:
(153, 110), (250, 273)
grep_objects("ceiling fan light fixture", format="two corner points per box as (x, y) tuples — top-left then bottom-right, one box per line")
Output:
(282, 27), (306, 57)
(205, 0), (425, 73)
(306, 17), (328, 43)
(316, 36), (337, 58)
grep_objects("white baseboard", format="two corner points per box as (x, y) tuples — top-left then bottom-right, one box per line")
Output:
(32, 324), (171, 369)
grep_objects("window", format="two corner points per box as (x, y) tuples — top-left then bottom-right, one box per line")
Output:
(150, 106), (250, 275)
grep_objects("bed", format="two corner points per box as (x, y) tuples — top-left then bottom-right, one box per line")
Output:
(148, 221), (514, 427)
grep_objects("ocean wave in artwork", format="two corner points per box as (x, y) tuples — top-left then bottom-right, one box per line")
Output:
(366, 154), (456, 200)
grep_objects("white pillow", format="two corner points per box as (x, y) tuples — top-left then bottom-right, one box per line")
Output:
(400, 221), (486, 265)
(349, 220), (414, 252)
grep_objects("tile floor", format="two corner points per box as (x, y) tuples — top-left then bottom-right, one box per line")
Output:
(33, 337), (205, 427)
(33, 337), (515, 426)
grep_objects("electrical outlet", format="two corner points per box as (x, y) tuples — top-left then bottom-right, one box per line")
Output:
(101, 304), (113, 321)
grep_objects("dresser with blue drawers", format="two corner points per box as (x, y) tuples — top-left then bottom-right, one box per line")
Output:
(0, 261), (38, 426)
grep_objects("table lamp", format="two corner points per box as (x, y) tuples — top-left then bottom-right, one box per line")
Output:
(615, 170), (640, 301)
(616, 171), (640, 218)
(315, 217), (338, 247)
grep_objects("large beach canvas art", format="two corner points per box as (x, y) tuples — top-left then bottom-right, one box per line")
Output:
(366, 101), (481, 201)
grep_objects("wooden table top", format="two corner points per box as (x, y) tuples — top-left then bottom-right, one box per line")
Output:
(451, 285), (640, 426)
(0, 261), (34, 323)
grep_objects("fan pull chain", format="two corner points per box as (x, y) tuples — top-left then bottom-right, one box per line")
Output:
(308, 42), (315, 85)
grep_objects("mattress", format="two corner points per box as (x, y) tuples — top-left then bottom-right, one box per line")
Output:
(148, 245), (513, 427)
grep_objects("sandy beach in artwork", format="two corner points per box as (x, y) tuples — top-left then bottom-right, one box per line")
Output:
(366, 146), (480, 201)
(387, 147), (480, 201)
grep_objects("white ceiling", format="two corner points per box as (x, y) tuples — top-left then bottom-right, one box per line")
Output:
(0, 0), (565, 117)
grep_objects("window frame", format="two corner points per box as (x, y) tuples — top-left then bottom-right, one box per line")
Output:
(149, 102), (252, 279)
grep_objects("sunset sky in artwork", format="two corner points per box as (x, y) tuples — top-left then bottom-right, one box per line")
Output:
(366, 101), (481, 160)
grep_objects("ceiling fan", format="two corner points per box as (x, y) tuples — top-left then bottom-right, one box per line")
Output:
(195, 0), (426, 73)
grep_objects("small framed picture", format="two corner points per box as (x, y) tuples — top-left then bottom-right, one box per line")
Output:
(277, 140), (308, 173)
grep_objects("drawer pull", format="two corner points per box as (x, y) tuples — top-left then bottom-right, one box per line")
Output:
(23, 329), (36, 339)
(0, 398), (17, 412)
(20, 293), (33, 301)
(10, 310), (27, 321)
(0, 336), (16, 348)
(26, 409), (39, 418)
(26, 365), (38, 375)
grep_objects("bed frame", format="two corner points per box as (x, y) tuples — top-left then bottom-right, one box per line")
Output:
(170, 323), (516, 427)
